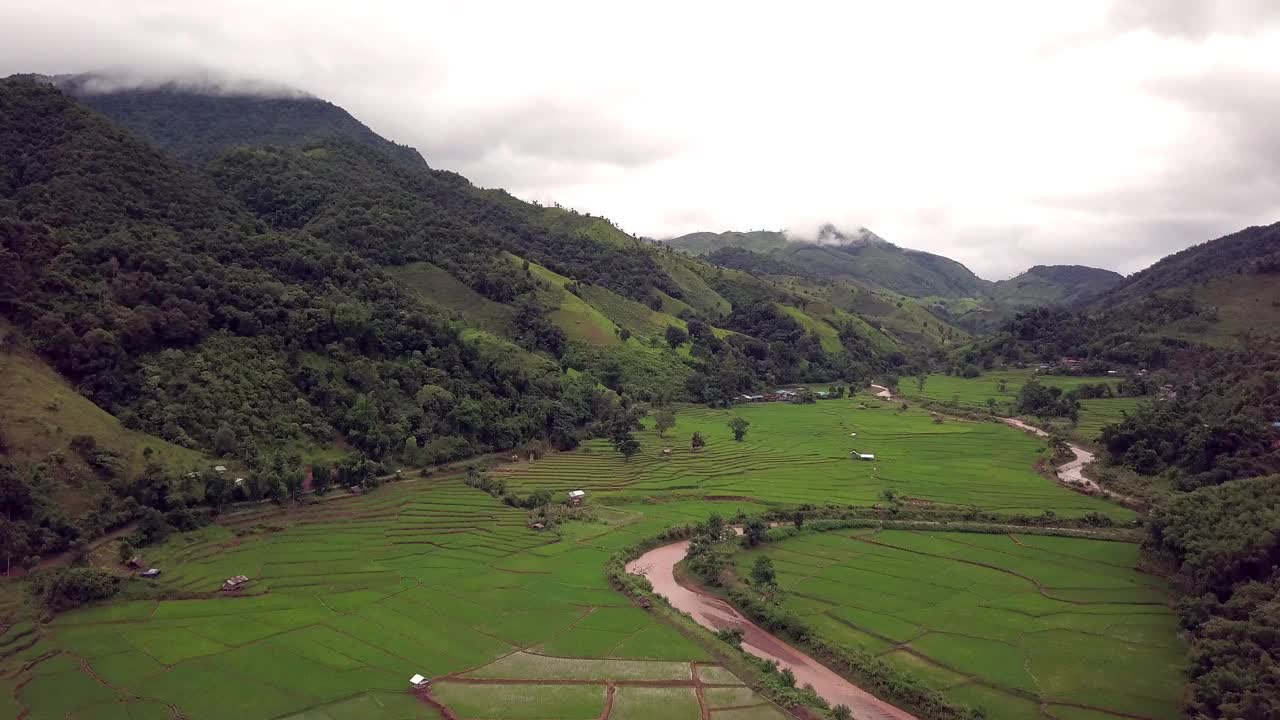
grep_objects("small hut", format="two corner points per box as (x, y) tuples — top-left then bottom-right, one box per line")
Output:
(222, 575), (250, 592)
(661, 448), (672, 459)
(409, 674), (428, 688)
(125, 555), (144, 570)
(568, 489), (586, 506)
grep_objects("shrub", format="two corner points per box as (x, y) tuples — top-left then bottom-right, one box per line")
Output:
(27, 567), (121, 613)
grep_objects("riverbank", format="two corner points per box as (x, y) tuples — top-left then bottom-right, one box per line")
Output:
(627, 541), (918, 720)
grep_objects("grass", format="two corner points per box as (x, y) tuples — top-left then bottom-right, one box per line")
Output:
(899, 370), (1119, 410)
(0, 339), (207, 516)
(776, 304), (844, 353)
(510, 254), (622, 346)
(579, 285), (687, 342)
(735, 529), (1185, 720)
(1075, 397), (1144, 441)
(385, 262), (516, 335)
(0, 343), (205, 477)
(502, 400), (1131, 518)
(9, 399), (1170, 719)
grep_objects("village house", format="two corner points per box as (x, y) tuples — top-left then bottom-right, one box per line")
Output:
(568, 489), (586, 506)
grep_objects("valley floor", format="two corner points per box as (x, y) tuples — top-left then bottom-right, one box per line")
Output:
(0, 396), (1181, 720)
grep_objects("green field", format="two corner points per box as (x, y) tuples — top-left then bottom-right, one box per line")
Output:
(1075, 397), (1144, 440)
(736, 530), (1185, 719)
(896, 370), (1144, 442)
(5, 398), (1171, 719)
(898, 370), (1119, 410)
(502, 400), (1130, 518)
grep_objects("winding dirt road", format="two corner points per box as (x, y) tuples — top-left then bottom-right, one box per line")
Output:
(626, 543), (917, 720)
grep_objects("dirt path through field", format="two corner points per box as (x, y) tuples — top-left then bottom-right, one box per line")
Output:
(627, 542), (917, 720)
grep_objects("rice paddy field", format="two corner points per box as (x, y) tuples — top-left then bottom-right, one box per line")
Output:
(734, 529), (1185, 720)
(898, 370), (1118, 409)
(502, 401), (1131, 519)
(1074, 398), (1144, 440)
(895, 370), (1146, 443)
(2, 395), (1177, 719)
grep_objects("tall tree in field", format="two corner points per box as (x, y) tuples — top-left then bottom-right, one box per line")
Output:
(916, 374), (927, 392)
(728, 416), (750, 442)
(654, 408), (676, 438)
(751, 555), (776, 586)
(691, 432), (705, 451)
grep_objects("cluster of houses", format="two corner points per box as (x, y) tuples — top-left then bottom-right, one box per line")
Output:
(737, 388), (838, 403)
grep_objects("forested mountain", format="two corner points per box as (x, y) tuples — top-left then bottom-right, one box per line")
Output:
(40, 73), (427, 168)
(991, 264), (1123, 308)
(0, 76), (906, 478)
(1105, 222), (1280, 305)
(668, 226), (991, 299)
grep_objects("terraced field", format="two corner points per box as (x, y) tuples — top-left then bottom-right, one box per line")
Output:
(3, 396), (1168, 719)
(1075, 398), (1144, 441)
(735, 530), (1184, 720)
(5, 481), (787, 720)
(501, 401), (1130, 518)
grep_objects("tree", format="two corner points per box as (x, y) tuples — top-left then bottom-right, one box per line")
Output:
(613, 431), (641, 460)
(0, 464), (33, 521)
(212, 425), (237, 456)
(728, 416), (750, 442)
(0, 518), (30, 576)
(117, 539), (135, 565)
(705, 513), (726, 542)
(751, 555), (776, 586)
(744, 518), (768, 547)
(915, 374), (927, 392)
(654, 408), (676, 438)
(665, 325), (688, 349)
(691, 432), (705, 451)
(792, 510), (805, 528)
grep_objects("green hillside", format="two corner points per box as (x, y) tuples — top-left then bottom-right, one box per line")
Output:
(663, 229), (791, 256)
(385, 261), (516, 335)
(0, 349), (204, 475)
(992, 265), (1124, 308)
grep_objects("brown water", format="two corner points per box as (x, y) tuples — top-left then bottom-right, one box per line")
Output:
(626, 542), (917, 720)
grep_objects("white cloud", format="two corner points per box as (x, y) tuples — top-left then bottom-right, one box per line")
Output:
(1, 0), (1277, 279)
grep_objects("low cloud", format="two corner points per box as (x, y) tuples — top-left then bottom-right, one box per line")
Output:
(1, 1), (1277, 280)
(57, 67), (311, 98)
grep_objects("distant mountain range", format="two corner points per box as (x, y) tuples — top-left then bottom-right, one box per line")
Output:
(664, 227), (1126, 331)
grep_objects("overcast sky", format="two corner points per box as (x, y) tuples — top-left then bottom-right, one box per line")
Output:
(3, 1), (1279, 278)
